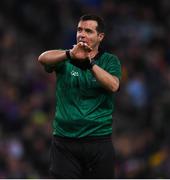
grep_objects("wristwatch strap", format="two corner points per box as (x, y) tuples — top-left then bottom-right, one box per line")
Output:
(88, 59), (96, 69)
(65, 50), (72, 59)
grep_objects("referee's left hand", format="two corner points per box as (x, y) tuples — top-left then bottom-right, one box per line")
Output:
(70, 42), (92, 60)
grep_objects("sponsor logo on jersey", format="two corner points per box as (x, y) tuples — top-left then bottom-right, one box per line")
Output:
(71, 70), (79, 76)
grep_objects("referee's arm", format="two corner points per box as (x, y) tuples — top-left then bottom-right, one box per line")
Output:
(38, 50), (67, 65)
(91, 65), (120, 93)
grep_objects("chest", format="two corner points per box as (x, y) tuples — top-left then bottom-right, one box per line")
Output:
(57, 63), (101, 90)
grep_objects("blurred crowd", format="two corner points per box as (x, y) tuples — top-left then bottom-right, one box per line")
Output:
(0, 0), (170, 178)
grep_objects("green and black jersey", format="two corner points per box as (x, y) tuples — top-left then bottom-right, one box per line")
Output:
(45, 52), (122, 138)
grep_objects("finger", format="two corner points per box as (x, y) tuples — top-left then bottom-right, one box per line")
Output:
(78, 42), (84, 46)
(77, 42), (92, 52)
(83, 43), (90, 48)
(83, 43), (92, 52)
(88, 54), (92, 61)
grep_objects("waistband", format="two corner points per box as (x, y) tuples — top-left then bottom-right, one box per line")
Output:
(53, 134), (112, 143)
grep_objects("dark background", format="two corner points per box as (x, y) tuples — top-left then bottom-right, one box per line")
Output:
(0, 0), (170, 178)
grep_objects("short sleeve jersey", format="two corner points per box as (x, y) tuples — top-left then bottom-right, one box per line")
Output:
(45, 52), (121, 138)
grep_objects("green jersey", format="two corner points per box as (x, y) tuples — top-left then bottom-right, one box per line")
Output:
(45, 52), (121, 138)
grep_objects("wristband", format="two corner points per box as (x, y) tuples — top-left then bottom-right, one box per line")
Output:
(65, 50), (72, 59)
(66, 50), (96, 70)
(88, 59), (96, 69)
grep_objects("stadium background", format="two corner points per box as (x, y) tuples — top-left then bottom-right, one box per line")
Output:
(0, 0), (170, 178)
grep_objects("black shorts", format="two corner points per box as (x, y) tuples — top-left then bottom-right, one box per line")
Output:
(49, 135), (115, 179)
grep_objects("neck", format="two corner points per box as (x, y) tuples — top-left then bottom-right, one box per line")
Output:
(89, 48), (99, 59)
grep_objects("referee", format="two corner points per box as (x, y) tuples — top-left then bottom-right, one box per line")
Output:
(38, 14), (121, 178)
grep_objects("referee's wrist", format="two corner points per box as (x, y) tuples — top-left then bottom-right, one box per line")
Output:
(88, 59), (96, 70)
(65, 50), (72, 59)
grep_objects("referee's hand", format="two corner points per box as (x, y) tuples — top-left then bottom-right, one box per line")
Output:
(70, 42), (92, 61)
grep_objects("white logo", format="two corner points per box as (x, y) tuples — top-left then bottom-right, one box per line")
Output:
(92, 78), (96, 82)
(71, 70), (79, 76)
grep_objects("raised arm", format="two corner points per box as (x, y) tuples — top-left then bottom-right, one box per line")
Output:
(38, 50), (67, 65)
(38, 41), (91, 65)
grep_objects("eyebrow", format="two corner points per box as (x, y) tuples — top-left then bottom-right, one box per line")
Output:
(77, 27), (94, 32)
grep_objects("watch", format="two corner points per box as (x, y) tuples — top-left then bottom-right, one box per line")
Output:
(65, 50), (72, 59)
(88, 59), (96, 69)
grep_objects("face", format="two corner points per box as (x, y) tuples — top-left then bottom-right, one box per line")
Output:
(76, 20), (104, 50)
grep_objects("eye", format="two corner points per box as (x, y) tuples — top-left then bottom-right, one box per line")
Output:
(77, 27), (82, 32)
(85, 29), (93, 34)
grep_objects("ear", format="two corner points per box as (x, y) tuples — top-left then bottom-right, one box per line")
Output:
(98, 33), (105, 42)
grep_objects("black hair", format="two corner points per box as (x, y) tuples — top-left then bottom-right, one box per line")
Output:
(79, 14), (105, 33)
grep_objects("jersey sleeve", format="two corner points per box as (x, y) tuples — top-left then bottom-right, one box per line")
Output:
(42, 49), (68, 73)
(43, 60), (67, 73)
(105, 55), (122, 80)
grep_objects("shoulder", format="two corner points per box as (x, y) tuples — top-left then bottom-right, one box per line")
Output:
(101, 52), (122, 79)
(101, 52), (121, 64)
(102, 52), (118, 58)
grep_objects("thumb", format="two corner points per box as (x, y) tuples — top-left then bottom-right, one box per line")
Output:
(88, 54), (92, 62)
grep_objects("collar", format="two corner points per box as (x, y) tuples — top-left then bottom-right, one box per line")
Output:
(92, 49), (104, 61)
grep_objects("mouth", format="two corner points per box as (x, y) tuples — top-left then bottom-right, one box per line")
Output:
(78, 39), (87, 44)
(79, 41), (89, 47)
(79, 40), (87, 44)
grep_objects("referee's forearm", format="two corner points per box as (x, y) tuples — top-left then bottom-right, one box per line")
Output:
(91, 65), (119, 92)
(38, 50), (67, 65)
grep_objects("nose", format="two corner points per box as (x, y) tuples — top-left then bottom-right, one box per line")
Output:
(78, 30), (86, 38)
